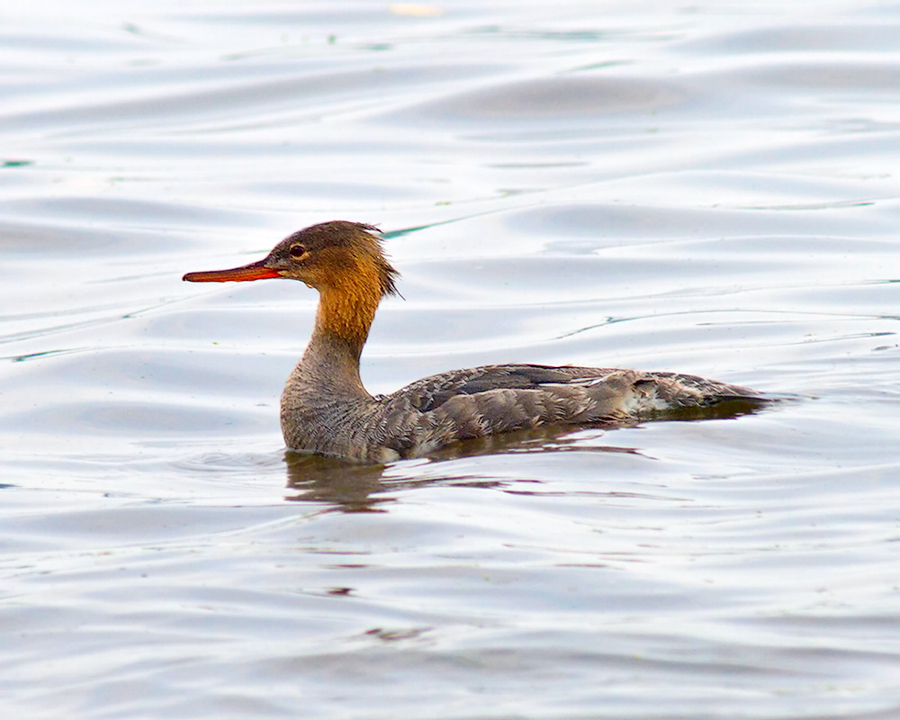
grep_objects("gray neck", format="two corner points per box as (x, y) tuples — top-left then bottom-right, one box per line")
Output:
(297, 328), (370, 399)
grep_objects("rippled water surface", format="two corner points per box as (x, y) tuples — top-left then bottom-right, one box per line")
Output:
(2, 1), (900, 718)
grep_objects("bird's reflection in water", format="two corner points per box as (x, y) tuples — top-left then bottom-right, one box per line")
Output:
(284, 453), (391, 510)
(283, 449), (510, 511)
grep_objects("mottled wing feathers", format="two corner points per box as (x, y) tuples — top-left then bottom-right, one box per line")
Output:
(395, 364), (618, 413)
(383, 364), (763, 457)
(630, 371), (762, 407)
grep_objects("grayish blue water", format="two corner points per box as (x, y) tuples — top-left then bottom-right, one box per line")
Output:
(2, 1), (899, 718)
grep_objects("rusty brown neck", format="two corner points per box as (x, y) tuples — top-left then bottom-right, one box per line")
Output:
(298, 283), (380, 398)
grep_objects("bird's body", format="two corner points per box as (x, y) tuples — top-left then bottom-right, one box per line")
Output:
(184, 221), (763, 463)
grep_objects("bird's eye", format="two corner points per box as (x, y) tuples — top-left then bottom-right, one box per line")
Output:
(289, 244), (306, 259)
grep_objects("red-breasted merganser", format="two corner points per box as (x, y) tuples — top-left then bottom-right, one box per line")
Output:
(184, 221), (763, 463)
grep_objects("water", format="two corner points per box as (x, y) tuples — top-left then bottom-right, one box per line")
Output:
(2, 1), (900, 718)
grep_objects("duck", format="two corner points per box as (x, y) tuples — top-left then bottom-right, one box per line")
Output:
(184, 220), (763, 463)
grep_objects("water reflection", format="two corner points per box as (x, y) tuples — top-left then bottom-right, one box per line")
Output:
(283, 450), (507, 508)
(284, 453), (390, 509)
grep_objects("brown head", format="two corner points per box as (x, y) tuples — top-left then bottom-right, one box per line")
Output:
(184, 221), (399, 346)
(184, 221), (398, 295)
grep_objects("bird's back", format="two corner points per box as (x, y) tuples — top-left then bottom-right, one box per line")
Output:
(367, 363), (764, 462)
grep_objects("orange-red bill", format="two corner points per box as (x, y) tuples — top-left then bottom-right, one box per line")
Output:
(183, 260), (280, 283)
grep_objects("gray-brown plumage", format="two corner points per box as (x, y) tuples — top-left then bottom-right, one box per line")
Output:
(184, 221), (764, 463)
